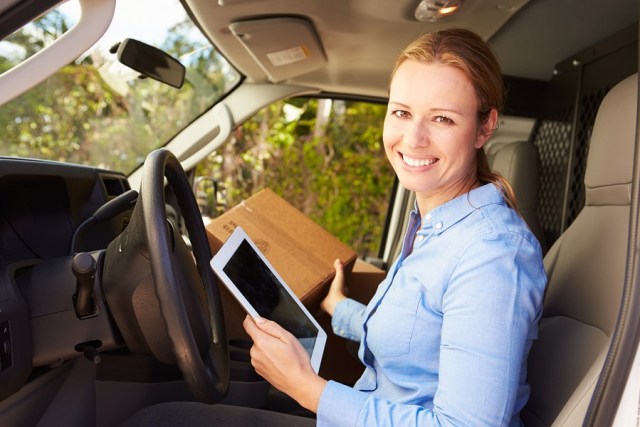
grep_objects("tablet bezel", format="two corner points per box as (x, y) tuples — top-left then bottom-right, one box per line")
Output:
(210, 226), (327, 373)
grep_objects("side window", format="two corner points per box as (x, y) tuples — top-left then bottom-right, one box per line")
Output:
(196, 97), (395, 259)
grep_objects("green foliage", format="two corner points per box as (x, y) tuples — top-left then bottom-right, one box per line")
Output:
(0, 8), (72, 73)
(0, 65), (127, 164)
(0, 11), (236, 173)
(197, 98), (395, 258)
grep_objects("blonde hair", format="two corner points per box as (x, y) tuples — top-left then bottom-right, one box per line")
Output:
(390, 29), (518, 210)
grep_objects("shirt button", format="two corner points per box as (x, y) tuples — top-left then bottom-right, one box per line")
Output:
(424, 213), (432, 221)
(435, 222), (443, 230)
(417, 235), (425, 242)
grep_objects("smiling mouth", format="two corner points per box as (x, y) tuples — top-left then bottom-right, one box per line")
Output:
(401, 153), (438, 167)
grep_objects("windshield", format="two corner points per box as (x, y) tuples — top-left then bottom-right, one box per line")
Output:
(0, 0), (241, 174)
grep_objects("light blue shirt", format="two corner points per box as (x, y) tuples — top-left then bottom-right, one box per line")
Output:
(317, 184), (546, 426)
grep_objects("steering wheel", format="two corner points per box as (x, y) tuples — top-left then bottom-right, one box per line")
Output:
(103, 149), (229, 403)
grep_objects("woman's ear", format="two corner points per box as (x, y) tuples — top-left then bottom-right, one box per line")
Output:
(475, 109), (499, 149)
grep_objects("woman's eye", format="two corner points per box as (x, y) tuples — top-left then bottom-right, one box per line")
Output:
(392, 110), (410, 119)
(434, 115), (453, 124)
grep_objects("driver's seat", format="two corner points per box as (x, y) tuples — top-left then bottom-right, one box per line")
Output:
(521, 73), (638, 426)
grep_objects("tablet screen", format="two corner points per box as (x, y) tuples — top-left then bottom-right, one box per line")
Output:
(221, 239), (319, 358)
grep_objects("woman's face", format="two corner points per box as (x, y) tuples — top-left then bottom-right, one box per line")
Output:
(383, 60), (496, 211)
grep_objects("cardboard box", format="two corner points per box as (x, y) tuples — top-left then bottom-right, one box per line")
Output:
(346, 258), (386, 305)
(318, 258), (387, 384)
(206, 188), (358, 339)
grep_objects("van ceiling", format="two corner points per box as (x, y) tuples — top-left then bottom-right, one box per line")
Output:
(1, 0), (637, 98)
(185, 0), (638, 98)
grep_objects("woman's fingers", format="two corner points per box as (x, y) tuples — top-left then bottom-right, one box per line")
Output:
(241, 315), (326, 412)
(245, 315), (289, 341)
(242, 316), (309, 385)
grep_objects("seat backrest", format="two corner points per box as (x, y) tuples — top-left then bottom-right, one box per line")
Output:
(521, 73), (638, 426)
(489, 140), (547, 252)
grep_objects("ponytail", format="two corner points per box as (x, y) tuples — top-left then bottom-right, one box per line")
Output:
(476, 148), (518, 212)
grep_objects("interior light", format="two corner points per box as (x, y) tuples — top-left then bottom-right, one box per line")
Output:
(439, 5), (459, 15)
(414, 0), (462, 22)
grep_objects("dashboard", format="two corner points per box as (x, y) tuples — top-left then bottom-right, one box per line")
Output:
(0, 157), (133, 401)
(0, 157), (132, 261)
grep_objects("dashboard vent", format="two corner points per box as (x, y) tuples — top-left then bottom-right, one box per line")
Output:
(101, 175), (131, 197)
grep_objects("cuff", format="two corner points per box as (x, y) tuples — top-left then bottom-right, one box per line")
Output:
(331, 298), (366, 341)
(317, 380), (368, 427)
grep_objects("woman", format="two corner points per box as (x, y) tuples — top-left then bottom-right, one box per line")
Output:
(243, 28), (546, 426)
(127, 28), (545, 427)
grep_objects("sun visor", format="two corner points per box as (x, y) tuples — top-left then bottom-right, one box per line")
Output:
(229, 17), (326, 83)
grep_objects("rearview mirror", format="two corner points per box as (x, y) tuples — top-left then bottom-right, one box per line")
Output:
(111, 38), (185, 89)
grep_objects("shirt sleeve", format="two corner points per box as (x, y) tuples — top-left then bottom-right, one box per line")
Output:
(433, 232), (545, 425)
(317, 231), (546, 427)
(330, 298), (366, 341)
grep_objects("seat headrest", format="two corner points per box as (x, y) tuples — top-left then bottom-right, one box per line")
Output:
(489, 140), (540, 210)
(484, 141), (508, 165)
(585, 73), (638, 206)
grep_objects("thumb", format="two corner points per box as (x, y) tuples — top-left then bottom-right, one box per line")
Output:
(252, 316), (289, 340)
(321, 259), (348, 316)
(333, 258), (344, 278)
(330, 258), (345, 294)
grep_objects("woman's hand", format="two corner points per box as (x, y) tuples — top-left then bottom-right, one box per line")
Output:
(320, 259), (348, 316)
(243, 315), (327, 412)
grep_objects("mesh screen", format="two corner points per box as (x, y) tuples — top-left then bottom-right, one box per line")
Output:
(531, 31), (637, 249)
(565, 88), (610, 228)
(534, 108), (573, 245)
(534, 87), (611, 247)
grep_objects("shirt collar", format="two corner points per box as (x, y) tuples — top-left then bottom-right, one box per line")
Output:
(411, 183), (506, 235)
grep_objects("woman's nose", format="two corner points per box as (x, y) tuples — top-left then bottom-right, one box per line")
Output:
(406, 120), (429, 147)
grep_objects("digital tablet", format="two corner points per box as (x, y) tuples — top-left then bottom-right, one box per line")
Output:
(210, 226), (326, 373)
